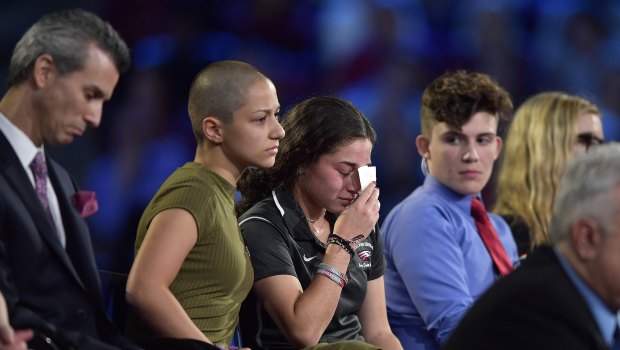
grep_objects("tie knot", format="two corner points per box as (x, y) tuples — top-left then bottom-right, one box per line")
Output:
(30, 151), (48, 178)
(471, 197), (486, 219)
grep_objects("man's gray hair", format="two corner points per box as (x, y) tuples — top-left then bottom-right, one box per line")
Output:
(7, 9), (130, 88)
(549, 142), (620, 244)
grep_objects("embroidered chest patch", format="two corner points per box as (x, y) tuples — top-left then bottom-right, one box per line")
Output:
(355, 241), (374, 268)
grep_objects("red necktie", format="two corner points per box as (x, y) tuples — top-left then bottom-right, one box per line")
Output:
(471, 197), (513, 277)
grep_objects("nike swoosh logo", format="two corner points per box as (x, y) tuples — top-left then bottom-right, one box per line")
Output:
(303, 254), (317, 262)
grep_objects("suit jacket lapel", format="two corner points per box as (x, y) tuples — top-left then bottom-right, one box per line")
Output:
(47, 156), (104, 301)
(0, 132), (86, 290)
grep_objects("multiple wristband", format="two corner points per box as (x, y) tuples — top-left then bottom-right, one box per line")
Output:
(315, 262), (349, 288)
(318, 233), (368, 287)
(327, 233), (356, 257)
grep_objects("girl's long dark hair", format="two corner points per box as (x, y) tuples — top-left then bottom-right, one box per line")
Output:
(235, 96), (376, 216)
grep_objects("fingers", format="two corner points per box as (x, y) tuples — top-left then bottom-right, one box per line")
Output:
(369, 185), (380, 204)
(0, 325), (15, 345)
(357, 181), (379, 205)
(0, 327), (31, 350)
(363, 182), (380, 218)
(354, 184), (381, 239)
(12, 331), (31, 349)
(346, 181), (378, 212)
(333, 182), (380, 243)
(13, 330), (33, 343)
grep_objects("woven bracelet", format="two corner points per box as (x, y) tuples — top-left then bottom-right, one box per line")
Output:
(316, 267), (346, 288)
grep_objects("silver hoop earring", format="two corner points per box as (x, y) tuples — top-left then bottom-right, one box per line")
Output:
(421, 157), (429, 176)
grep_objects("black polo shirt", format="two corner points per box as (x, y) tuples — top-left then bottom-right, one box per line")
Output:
(239, 189), (385, 350)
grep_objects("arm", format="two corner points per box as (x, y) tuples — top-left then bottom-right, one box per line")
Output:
(126, 208), (212, 344)
(252, 245), (351, 348)
(358, 277), (402, 350)
(246, 184), (380, 348)
(386, 204), (472, 344)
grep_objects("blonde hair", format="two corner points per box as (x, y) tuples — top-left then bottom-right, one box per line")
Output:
(493, 92), (601, 249)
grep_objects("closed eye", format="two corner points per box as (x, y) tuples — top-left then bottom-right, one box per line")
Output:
(84, 87), (105, 101)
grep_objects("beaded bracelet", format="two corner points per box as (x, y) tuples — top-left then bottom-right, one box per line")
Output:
(327, 236), (355, 258)
(327, 234), (355, 257)
(316, 267), (346, 288)
(318, 262), (349, 284)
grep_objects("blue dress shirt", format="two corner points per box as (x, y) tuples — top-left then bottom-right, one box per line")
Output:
(380, 175), (518, 350)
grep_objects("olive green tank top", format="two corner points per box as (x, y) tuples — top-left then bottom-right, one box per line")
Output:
(135, 162), (253, 345)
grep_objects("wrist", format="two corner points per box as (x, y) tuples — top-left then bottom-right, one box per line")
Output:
(316, 262), (348, 288)
(327, 233), (356, 257)
(325, 244), (353, 269)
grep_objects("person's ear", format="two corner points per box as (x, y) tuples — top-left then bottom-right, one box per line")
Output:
(32, 54), (55, 88)
(571, 217), (602, 261)
(202, 116), (223, 143)
(416, 135), (431, 159)
(494, 136), (503, 160)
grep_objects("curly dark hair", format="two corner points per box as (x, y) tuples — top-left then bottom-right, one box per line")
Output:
(420, 70), (513, 136)
(235, 96), (376, 216)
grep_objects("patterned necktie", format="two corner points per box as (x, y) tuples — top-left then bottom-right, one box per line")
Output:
(471, 197), (513, 277)
(30, 152), (51, 213)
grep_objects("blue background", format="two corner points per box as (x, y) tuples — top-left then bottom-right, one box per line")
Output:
(2, 0), (619, 272)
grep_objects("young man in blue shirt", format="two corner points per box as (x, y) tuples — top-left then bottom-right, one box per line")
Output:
(380, 70), (518, 350)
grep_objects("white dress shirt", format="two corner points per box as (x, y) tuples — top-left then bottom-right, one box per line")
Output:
(0, 112), (66, 247)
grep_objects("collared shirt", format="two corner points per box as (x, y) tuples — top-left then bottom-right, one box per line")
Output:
(380, 175), (518, 349)
(554, 247), (617, 347)
(0, 112), (66, 247)
(239, 189), (385, 350)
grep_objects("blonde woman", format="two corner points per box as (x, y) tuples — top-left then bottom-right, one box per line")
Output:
(493, 92), (604, 256)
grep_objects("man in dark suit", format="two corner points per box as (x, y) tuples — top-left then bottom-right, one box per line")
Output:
(443, 142), (620, 350)
(0, 9), (140, 350)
